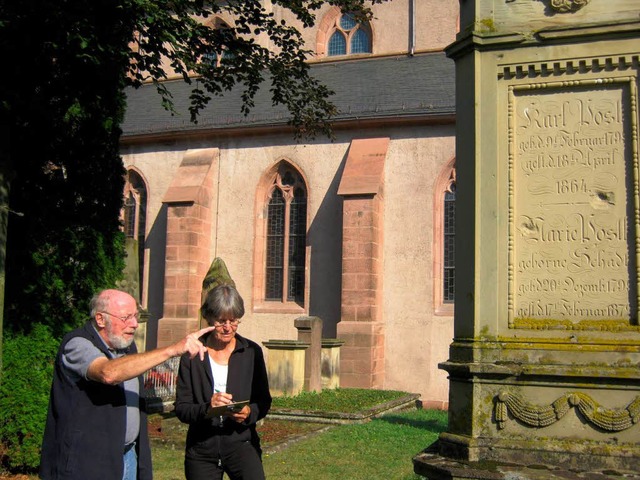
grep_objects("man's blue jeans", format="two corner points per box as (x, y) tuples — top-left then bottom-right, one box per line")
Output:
(123, 443), (137, 480)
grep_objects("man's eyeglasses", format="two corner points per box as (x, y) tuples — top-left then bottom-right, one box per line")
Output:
(212, 319), (240, 328)
(100, 311), (139, 325)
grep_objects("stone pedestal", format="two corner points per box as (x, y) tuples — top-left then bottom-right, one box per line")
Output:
(295, 316), (323, 392)
(415, 1), (640, 476)
(321, 338), (344, 389)
(262, 340), (309, 397)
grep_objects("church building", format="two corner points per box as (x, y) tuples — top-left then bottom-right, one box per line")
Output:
(120, 0), (459, 409)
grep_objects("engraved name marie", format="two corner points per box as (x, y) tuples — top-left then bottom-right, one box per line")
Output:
(519, 214), (626, 244)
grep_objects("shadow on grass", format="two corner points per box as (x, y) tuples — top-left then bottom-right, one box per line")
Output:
(372, 413), (448, 432)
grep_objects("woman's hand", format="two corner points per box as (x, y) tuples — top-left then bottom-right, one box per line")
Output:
(211, 391), (233, 409)
(228, 405), (251, 423)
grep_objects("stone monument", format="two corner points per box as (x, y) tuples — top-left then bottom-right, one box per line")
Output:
(117, 237), (148, 352)
(199, 257), (236, 329)
(414, 1), (640, 477)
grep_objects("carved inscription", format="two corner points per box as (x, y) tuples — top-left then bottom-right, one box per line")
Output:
(513, 85), (633, 322)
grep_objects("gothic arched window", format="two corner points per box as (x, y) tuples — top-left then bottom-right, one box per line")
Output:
(202, 17), (234, 67)
(443, 181), (456, 303)
(265, 166), (307, 304)
(433, 161), (456, 314)
(254, 161), (308, 312)
(123, 169), (148, 298)
(318, 9), (373, 58)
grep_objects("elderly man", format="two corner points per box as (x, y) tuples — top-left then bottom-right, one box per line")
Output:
(40, 289), (214, 480)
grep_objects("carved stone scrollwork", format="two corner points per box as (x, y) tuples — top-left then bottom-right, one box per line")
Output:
(548, 0), (590, 13)
(496, 390), (640, 431)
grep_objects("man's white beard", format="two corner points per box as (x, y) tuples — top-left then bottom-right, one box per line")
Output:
(105, 321), (135, 350)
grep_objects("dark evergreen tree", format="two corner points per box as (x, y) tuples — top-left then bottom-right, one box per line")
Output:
(0, 0), (383, 336)
(2, 0), (131, 335)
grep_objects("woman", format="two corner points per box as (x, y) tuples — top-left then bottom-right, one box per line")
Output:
(175, 284), (272, 480)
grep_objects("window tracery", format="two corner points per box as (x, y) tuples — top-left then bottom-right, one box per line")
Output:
(254, 161), (308, 312)
(202, 17), (234, 67)
(443, 169), (456, 304)
(433, 160), (456, 314)
(318, 9), (373, 57)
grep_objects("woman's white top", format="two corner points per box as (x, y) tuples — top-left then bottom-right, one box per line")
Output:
(209, 356), (229, 394)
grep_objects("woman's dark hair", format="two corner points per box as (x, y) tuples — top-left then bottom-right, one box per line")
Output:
(201, 284), (245, 323)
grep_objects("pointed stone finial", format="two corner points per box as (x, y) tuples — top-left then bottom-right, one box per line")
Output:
(202, 257), (235, 294)
(199, 257), (236, 326)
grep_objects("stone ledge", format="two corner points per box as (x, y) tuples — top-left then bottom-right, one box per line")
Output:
(147, 392), (422, 419)
(413, 444), (640, 480)
(268, 393), (421, 424)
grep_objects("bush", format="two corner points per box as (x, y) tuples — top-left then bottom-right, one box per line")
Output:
(0, 324), (59, 472)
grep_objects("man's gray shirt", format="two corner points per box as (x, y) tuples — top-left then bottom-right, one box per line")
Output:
(62, 330), (140, 445)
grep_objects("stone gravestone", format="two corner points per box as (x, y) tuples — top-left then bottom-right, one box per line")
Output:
(117, 237), (148, 353)
(199, 257), (236, 329)
(414, 1), (640, 477)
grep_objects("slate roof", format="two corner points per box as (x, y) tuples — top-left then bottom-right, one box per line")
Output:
(121, 51), (455, 137)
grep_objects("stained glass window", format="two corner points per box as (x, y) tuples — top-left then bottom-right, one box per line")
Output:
(340, 13), (357, 30)
(264, 166), (307, 305)
(202, 19), (233, 67)
(328, 31), (347, 56)
(443, 186), (456, 303)
(287, 188), (307, 302)
(266, 189), (285, 300)
(326, 11), (371, 57)
(124, 193), (136, 238)
(350, 29), (371, 54)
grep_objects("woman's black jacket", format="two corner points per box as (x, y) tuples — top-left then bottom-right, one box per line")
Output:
(174, 332), (272, 458)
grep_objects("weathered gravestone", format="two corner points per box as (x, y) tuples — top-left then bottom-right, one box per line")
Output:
(414, 0), (640, 477)
(118, 237), (148, 352)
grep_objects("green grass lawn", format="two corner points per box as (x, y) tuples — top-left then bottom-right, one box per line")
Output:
(150, 407), (447, 480)
(262, 409), (446, 480)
